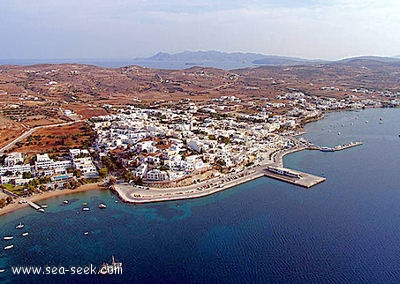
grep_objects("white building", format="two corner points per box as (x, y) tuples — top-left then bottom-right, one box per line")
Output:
(4, 152), (24, 167)
(134, 163), (148, 178)
(146, 169), (168, 181)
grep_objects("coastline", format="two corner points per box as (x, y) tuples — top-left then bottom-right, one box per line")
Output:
(0, 117), (321, 214)
(0, 182), (105, 217)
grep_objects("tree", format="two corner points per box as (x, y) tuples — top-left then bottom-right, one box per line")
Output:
(74, 169), (83, 178)
(124, 170), (134, 182)
(0, 198), (6, 208)
(70, 179), (79, 189)
(22, 172), (32, 179)
(6, 196), (13, 204)
(99, 167), (108, 178)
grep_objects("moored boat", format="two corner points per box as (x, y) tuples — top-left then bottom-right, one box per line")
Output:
(0, 268), (5, 273)
(22, 232), (29, 237)
(82, 207), (90, 211)
(99, 203), (107, 209)
(63, 200), (69, 204)
(3, 236), (13, 240)
(98, 256), (122, 275)
(4, 244), (14, 250)
(15, 223), (24, 229)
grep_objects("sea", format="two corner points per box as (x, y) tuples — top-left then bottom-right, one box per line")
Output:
(0, 59), (258, 70)
(0, 108), (399, 283)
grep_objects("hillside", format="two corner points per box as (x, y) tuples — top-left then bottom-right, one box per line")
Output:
(1, 58), (400, 148)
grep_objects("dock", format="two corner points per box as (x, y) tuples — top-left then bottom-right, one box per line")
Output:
(309, 141), (363, 152)
(26, 200), (42, 210)
(264, 166), (326, 188)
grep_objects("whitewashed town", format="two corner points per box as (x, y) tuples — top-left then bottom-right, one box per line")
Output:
(0, 90), (396, 204)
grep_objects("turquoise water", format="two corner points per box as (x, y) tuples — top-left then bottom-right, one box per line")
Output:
(0, 108), (400, 283)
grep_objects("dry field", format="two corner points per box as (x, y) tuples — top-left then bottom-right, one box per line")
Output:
(8, 122), (95, 155)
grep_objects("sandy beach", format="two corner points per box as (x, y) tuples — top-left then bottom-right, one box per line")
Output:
(0, 182), (105, 217)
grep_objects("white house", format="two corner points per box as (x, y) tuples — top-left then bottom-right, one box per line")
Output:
(4, 152), (24, 166)
(146, 169), (168, 181)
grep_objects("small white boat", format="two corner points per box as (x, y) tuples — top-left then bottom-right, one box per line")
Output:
(0, 268), (6, 273)
(84, 231), (89, 236)
(41, 205), (48, 208)
(4, 244), (14, 250)
(38, 208), (45, 213)
(22, 232), (29, 237)
(63, 200), (69, 204)
(3, 236), (13, 240)
(99, 203), (107, 209)
(82, 207), (90, 211)
(15, 223), (24, 229)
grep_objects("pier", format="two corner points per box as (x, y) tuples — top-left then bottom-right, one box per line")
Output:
(26, 200), (42, 210)
(309, 141), (363, 152)
(265, 166), (326, 188)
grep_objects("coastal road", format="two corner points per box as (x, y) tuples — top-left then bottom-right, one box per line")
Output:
(0, 120), (84, 154)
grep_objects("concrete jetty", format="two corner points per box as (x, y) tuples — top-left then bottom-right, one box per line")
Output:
(264, 166), (326, 188)
(310, 141), (363, 152)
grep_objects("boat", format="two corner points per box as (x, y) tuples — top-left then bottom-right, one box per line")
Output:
(22, 232), (29, 237)
(84, 231), (89, 236)
(63, 200), (69, 204)
(320, 147), (334, 152)
(98, 256), (122, 275)
(83, 202), (87, 206)
(82, 207), (90, 211)
(3, 236), (13, 240)
(4, 244), (14, 250)
(0, 268), (5, 273)
(15, 223), (24, 229)
(98, 203), (107, 209)
(41, 205), (48, 208)
(38, 208), (45, 213)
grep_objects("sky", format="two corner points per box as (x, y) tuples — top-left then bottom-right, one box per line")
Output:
(1, 0), (400, 60)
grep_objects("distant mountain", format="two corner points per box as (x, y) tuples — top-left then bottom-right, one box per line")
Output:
(137, 50), (267, 62)
(336, 56), (400, 64)
(132, 51), (316, 70)
(131, 51), (400, 70)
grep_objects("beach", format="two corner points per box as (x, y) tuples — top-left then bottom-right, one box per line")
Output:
(0, 182), (105, 216)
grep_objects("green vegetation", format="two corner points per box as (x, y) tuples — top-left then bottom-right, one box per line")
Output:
(99, 167), (108, 178)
